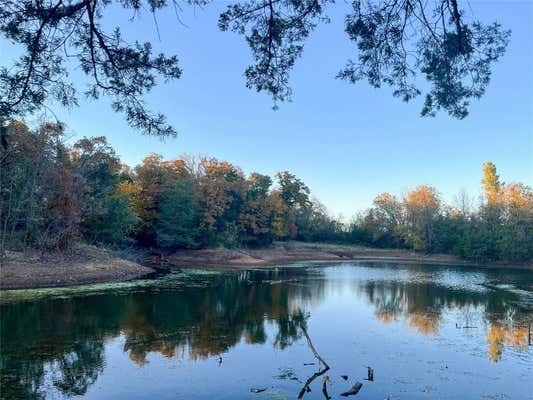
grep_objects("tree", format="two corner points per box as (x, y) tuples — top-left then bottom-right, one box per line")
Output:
(0, 120), (80, 251)
(248, 173), (273, 199)
(1, 0), (510, 135)
(497, 183), (533, 260)
(453, 189), (473, 217)
(276, 171), (310, 209)
(128, 154), (187, 244)
(295, 199), (344, 243)
(155, 180), (199, 249)
(276, 171), (311, 239)
(2, 125), (530, 262)
(0, 0), (186, 137)
(338, 0), (510, 119)
(402, 185), (441, 251)
(370, 192), (404, 246)
(195, 157), (246, 246)
(72, 136), (129, 243)
(81, 194), (138, 245)
(482, 162), (501, 205)
(238, 174), (286, 246)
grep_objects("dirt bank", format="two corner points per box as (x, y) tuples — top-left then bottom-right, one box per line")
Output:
(162, 242), (532, 270)
(0, 245), (155, 290)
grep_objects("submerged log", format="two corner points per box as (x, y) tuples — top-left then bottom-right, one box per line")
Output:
(322, 376), (331, 400)
(340, 382), (363, 397)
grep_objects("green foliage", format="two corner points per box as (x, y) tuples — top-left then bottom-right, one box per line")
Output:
(155, 180), (199, 249)
(276, 171), (311, 209)
(82, 195), (138, 246)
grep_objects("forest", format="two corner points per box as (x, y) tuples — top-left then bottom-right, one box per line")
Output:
(1, 119), (532, 262)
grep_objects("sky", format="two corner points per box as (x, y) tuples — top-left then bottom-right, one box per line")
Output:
(3, 1), (533, 217)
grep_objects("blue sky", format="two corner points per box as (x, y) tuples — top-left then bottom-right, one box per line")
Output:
(4, 1), (532, 217)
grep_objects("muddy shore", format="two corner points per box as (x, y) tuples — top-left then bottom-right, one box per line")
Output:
(0, 245), (154, 290)
(2, 242), (531, 290)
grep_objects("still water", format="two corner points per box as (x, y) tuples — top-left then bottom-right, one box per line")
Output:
(1, 261), (532, 400)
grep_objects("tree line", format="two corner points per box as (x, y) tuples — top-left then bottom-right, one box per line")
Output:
(1, 120), (531, 261)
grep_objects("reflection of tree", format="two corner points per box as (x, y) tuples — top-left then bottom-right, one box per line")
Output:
(361, 279), (447, 335)
(355, 265), (531, 360)
(117, 270), (322, 364)
(487, 323), (529, 363)
(407, 312), (441, 336)
(52, 339), (105, 395)
(359, 276), (528, 337)
(0, 268), (324, 398)
(0, 297), (116, 399)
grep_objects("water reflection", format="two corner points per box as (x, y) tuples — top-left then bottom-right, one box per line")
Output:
(1, 262), (531, 399)
(487, 323), (529, 363)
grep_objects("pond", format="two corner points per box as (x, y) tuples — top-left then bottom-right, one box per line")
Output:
(1, 261), (532, 400)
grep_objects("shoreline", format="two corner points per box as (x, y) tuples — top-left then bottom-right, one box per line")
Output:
(0, 245), (155, 291)
(1, 242), (531, 291)
(161, 242), (533, 271)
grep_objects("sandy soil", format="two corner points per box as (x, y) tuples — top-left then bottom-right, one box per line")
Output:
(0, 245), (155, 290)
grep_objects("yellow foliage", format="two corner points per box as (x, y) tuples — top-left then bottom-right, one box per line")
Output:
(408, 312), (440, 336)
(482, 162), (501, 205)
(486, 323), (528, 363)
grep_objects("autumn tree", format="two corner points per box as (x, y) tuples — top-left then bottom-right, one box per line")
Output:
(401, 186), (441, 252)
(369, 192), (404, 247)
(482, 162), (501, 205)
(194, 157), (246, 246)
(126, 154), (188, 244)
(238, 173), (285, 245)
(495, 183), (533, 260)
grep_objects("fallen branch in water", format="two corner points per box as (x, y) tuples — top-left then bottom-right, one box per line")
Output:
(322, 376), (331, 400)
(299, 322), (330, 369)
(341, 382), (363, 397)
(297, 321), (332, 398)
(297, 366), (330, 399)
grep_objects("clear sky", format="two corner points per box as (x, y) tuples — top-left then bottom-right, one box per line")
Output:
(5, 1), (532, 217)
